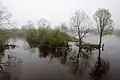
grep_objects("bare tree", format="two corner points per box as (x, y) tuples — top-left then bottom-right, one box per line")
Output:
(37, 18), (51, 42)
(70, 10), (91, 57)
(0, 6), (12, 29)
(21, 20), (35, 31)
(27, 20), (35, 29)
(37, 18), (51, 28)
(70, 10), (90, 44)
(20, 21), (35, 37)
(94, 8), (113, 47)
(59, 22), (68, 33)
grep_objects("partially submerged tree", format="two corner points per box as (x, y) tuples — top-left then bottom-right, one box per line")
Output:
(70, 10), (91, 57)
(94, 8), (114, 61)
(37, 18), (51, 43)
(94, 8), (113, 47)
(70, 10), (91, 44)
(24, 21), (38, 44)
(0, 4), (12, 48)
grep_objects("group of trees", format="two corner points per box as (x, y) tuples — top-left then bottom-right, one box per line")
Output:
(0, 5), (12, 48)
(21, 8), (113, 46)
(0, 3), (114, 79)
(21, 19), (76, 47)
(70, 8), (113, 58)
(71, 8), (113, 47)
(18, 8), (114, 59)
(0, 2), (114, 54)
(19, 8), (114, 60)
(0, 4), (17, 52)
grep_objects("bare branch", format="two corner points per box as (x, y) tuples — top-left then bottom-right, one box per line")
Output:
(94, 8), (114, 45)
(0, 6), (12, 28)
(70, 10), (91, 43)
(37, 18), (51, 28)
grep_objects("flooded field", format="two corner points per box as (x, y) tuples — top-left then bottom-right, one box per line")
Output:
(0, 35), (120, 80)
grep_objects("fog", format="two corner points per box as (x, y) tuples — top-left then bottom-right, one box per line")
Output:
(1, 0), (120, 28)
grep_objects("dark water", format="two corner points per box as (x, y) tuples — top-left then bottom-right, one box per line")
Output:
(85, 35), (120, 80)
(0, 35), (120, 80)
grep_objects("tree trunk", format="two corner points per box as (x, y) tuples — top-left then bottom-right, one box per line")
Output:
(76, 37), (81, 62)
(77, 27), (81, 62)
(76, 47), (80, 62)
(99, 34), (102, 47)
(77, 26), (86, 61)
(98, 33), (102, 63)
(98, 48), (101, 63)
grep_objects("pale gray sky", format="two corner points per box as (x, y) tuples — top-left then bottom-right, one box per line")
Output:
(1, 0), (120, 28)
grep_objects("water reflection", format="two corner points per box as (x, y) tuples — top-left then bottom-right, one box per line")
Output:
(0, 52), (4, 70)
(69, 56), (90, 76)
(37, 44), (92, 76)
(38, 46), (69, 64)
(90, 49), (110, 80)
(23, 39), (37, 54)
(26, 40), (110, 80)
(0, 45), (22, 80)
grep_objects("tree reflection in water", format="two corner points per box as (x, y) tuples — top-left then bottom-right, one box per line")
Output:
(27, 41), (110, 79)
(0, 47), (22, 80)
(68, 50), (91, 76)
(90, 49), (110, 80)
(38, 46), (69, 64)
(23, 39), (37, 54)
(38, 45), (92, 76)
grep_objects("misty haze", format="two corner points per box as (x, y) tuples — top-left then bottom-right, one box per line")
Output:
(0, 0), (120, 80)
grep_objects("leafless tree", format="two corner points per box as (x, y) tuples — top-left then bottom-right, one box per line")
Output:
(36, 18), (51, 42)
(0, 6), (12, 29)
(70, 10), (91, 57)
(37, 18), (51, 28)
(26, 20), (35, 29)
(94, 8), (113, 47)
(59, 22), (68, 33)
(70, 10), (91, 44)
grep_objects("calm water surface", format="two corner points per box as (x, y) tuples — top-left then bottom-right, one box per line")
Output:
(0, 35), (120, 80)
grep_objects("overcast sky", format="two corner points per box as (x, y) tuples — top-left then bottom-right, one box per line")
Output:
(1, 0), (120, 28)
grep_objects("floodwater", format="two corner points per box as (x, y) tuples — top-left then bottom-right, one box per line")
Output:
(0, 35), (120, 80)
